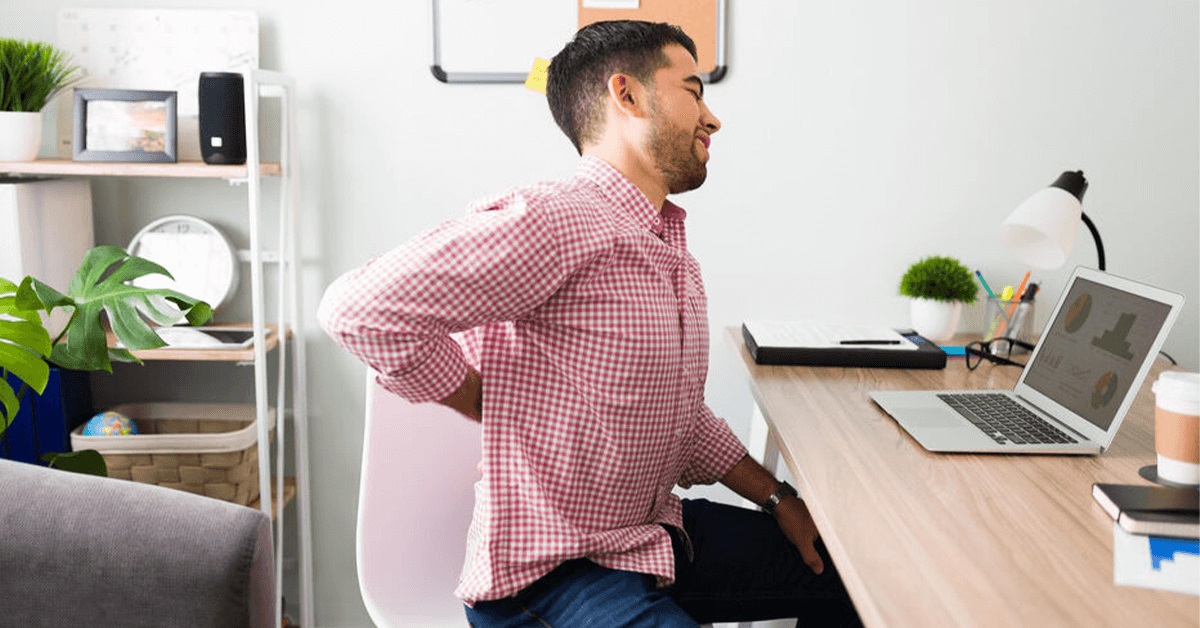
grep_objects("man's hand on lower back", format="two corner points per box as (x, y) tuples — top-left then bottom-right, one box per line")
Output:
(438, 367), (483, 422)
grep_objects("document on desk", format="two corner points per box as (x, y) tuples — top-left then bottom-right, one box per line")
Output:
(742, 320), (947, 369)
(1113, 524), (1200, 596)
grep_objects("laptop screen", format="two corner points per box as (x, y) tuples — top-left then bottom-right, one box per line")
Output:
(1022, 277), (1173, 431)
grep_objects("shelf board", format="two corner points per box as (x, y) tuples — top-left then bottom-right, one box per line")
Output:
(250, 476), (297, 520)
(107, 323), (288, 362)
(0, 159), (281, 179)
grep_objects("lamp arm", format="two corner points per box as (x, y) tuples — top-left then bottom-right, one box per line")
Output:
(1079, 211), (1106, 271)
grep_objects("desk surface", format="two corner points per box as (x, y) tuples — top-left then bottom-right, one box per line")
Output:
(726, 328), (1197, 628)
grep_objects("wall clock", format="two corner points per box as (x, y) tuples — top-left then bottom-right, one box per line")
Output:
(126, 215), (239, 315)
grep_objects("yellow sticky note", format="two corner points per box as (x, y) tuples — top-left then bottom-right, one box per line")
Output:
(525, 58), (550, 94)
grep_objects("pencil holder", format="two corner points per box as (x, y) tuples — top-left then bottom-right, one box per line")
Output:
(983, 298), (1035, 347)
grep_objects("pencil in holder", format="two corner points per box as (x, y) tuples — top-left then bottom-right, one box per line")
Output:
(983, 298), (1035, 347)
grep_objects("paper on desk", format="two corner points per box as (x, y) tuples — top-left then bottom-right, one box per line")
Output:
(1113, 523), (1199, 596)
(742, 320), (918, 350)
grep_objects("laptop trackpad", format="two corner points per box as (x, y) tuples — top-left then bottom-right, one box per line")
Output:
(899, 409), (963, 429)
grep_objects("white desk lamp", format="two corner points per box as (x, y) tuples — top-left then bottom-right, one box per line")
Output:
(1000, 171), (1106, 271)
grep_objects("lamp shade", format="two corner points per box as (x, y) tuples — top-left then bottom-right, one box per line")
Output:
(1000, 171), (1089, 269)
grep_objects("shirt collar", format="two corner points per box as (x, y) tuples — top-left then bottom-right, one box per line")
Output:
(576, 156), (686, 236)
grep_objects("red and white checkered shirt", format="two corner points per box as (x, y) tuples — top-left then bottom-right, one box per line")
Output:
(319, 156), (748, 604)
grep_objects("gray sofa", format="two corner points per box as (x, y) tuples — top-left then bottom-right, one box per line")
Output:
(0, 458), (274, 627)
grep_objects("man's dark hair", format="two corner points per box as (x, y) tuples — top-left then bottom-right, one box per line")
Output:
(547, 20), (697, 154)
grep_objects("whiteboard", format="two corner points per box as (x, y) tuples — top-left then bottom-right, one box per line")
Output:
(432, 0), (726, 83)
(433, 0), (577, 83)
(56, 9), (259, 161)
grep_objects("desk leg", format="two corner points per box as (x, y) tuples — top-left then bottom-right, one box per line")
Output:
(749, 402), (781, 475)
(742, 402), (781, 511)
(723, 403), (788, 628)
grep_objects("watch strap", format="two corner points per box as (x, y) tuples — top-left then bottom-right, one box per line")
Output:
(759, 480), (798, 514)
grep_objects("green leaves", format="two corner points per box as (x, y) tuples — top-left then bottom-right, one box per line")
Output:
(0, 39), (80, 112)
(0, 277), (51, 431)
(899, 255), (979, 304)
(17, 245), (213, 372)
(42, 450), (107, 477)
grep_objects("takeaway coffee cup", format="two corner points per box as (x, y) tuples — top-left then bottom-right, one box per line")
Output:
(1152, 371), (1200, 486)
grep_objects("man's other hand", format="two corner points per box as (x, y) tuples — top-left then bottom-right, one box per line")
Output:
(439, 367), (483, 422)
(774, 496), (825, 575)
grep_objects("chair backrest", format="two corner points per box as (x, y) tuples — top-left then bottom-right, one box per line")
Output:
(356, 371), (482, 627)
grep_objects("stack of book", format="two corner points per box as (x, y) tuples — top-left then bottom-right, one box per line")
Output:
(1092, 483), (1199, 539)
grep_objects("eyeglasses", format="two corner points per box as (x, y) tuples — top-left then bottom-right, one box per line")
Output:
(965, 337), (1036, 370)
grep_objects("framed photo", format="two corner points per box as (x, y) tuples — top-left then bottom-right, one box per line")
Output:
(73, 88), (177, 162)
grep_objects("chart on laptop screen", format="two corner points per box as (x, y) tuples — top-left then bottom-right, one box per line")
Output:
(1023, 278), (1172, 431)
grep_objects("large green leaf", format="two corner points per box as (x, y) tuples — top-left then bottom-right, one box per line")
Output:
(17, 245), (212, 372)
(43, 450), (107, 477)
(0, 276), (50, 431)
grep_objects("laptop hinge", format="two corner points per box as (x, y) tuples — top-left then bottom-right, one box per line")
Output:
(1015, 394), (1090, 441)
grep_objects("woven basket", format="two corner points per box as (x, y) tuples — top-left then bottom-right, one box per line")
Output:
(70, 402), (276, 506)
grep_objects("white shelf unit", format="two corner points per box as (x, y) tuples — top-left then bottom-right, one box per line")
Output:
(0, 69), (314, 628)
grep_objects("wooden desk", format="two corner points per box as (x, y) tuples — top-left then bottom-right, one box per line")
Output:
(726, 329), (1197, 627)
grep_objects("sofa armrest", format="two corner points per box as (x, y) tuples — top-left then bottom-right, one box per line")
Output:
(0, 459), (274, 628)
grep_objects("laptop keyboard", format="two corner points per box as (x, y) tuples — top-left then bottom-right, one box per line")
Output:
(937, 393), (1078, 445)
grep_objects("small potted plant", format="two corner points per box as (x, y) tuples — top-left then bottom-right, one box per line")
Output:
(899, 255), (978, 342)
(0, 39), (80, 161)
(1, 245), (211, 475)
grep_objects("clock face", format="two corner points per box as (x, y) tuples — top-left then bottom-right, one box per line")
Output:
(127, 215), (239, 314)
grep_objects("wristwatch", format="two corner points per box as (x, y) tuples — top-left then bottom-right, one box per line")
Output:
(759, 481), (798, 515)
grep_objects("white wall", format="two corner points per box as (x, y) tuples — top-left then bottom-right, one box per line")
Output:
(5, 1), (1197, 626)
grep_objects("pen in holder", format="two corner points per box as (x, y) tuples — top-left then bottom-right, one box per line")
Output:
(983, 297), (1036, 348)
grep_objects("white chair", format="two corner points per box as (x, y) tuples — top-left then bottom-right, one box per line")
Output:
(357, 371), (482, 627)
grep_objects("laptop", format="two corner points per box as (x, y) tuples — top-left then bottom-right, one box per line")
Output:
(870, 267), (1184, 454)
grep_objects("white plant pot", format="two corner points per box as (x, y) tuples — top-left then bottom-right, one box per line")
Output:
(0, 111), (43, 161)
(909, 298), (962, 343)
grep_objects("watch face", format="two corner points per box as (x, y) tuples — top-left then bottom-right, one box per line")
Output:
(127, 215), (239, 314)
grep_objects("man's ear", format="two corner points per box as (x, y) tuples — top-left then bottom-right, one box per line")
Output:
(606, 73), (649, 119)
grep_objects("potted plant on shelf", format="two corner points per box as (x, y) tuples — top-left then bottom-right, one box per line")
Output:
(1, 245), (211, 475)
(899, 255), (978, 343)
(0, 38), (80, 161)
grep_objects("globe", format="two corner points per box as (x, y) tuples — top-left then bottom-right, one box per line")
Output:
(82, 411), (139, 436)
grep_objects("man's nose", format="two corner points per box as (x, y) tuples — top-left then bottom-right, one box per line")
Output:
(702, 104), (721, 134)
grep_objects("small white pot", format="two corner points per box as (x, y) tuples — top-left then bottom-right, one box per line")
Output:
(910, 298), (963, 343)
(0, 111), (43, 161)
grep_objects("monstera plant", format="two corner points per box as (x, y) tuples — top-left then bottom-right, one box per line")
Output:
(0, 245), (211, 474)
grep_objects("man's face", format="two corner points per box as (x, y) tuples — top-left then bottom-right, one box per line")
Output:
(647, 44), (722, 194)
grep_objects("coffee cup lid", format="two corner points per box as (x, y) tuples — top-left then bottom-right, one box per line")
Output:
(1152, 371), (1200, 402)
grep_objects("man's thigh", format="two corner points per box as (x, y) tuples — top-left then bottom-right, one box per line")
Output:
(667, 498), (860, 626)
(464, 559), (698, 628)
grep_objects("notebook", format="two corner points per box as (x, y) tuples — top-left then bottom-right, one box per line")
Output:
(742, 321), (947, 369)
(870, 267), (1184, 454)
(1093, 483), (1200, 538)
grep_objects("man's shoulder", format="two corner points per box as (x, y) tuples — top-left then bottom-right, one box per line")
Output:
(466, 177), (611, 227)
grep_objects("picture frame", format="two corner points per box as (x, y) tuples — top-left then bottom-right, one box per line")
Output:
(73, 88), (178, 162)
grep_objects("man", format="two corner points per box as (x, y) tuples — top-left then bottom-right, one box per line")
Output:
(319, 20), (859, 627)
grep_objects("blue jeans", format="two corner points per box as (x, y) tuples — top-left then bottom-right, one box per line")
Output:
(464, 499), (860, 627)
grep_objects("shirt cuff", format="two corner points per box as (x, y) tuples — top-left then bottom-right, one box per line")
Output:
(376, 336), (469, 404)
(678, 406), (749, 487)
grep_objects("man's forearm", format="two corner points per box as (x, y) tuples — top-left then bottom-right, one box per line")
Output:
(720, 454), (785, 505)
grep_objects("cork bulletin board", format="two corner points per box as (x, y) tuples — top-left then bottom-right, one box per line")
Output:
(431, 0), (726, 83)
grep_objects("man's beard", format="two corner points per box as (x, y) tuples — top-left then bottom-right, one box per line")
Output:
(649, 110), (707, 195)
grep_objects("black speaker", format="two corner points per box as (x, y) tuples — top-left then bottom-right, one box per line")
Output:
(198, 72), (246, 165)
